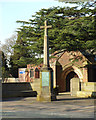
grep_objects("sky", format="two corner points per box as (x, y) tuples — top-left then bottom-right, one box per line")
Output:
(0, 0), (76, 45)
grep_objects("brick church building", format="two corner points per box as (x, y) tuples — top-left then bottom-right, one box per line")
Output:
(19, 50), (96, 94)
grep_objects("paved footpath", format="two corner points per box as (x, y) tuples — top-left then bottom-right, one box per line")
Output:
(1, 94), (96, 119)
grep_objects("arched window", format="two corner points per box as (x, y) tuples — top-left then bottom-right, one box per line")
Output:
(35, 68), (40, 78)
(30, 69), (34, 78)
(95, 55), (96, 61)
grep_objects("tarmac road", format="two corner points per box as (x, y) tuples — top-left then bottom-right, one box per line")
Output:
(1, 94), (96, 119)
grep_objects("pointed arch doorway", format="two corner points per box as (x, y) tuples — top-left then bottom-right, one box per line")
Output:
(66, 71), (79, 92)
(56, 65), (83, 93)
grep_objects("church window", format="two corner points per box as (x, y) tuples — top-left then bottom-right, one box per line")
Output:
(30, 69), (34, 78)
(94, 55), (96, 61)
(35, 68), (40, 78)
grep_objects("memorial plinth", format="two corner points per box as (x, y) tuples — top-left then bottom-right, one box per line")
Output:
(37, 20), (56, 102)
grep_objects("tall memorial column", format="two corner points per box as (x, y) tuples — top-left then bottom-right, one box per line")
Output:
(37, 20), (56, 101)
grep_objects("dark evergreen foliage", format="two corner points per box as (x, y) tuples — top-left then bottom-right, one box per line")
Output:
(9, 2), (96, 77)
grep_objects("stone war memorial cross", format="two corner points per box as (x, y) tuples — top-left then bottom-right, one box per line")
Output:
(37, 20), (56, 102)
(40, 20), (52, 68)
